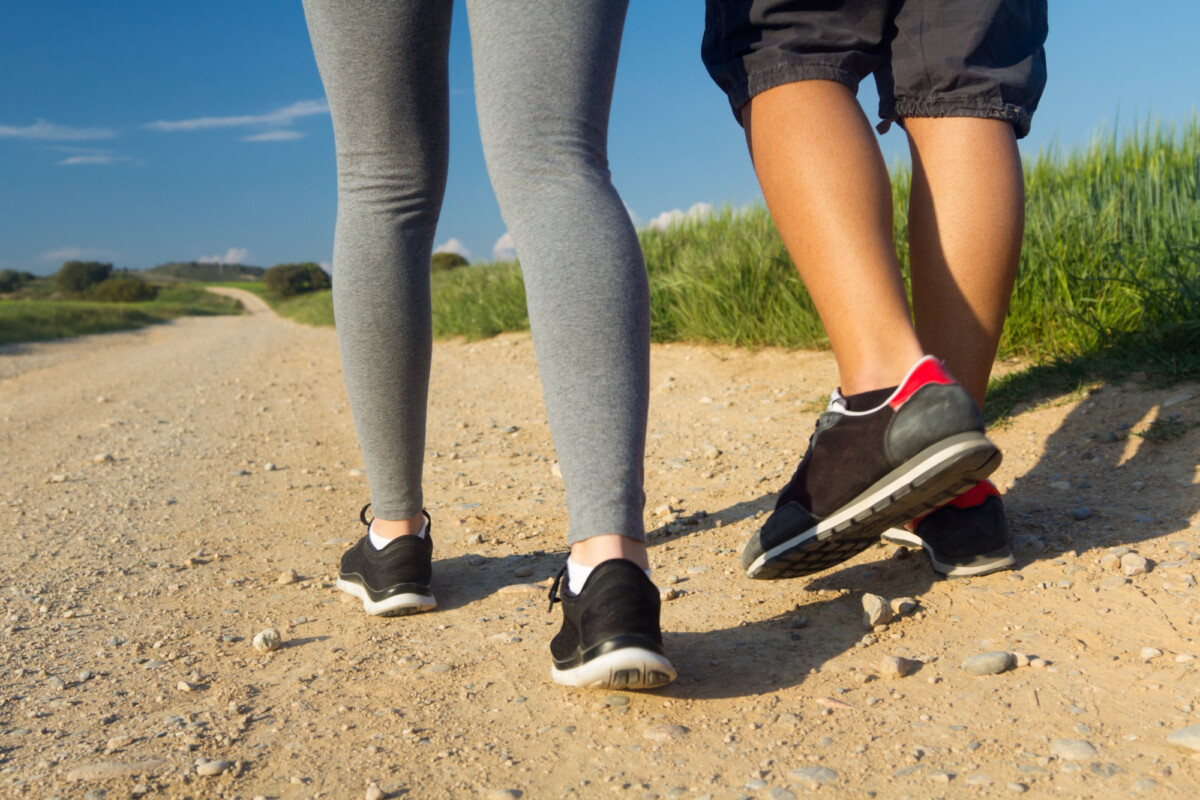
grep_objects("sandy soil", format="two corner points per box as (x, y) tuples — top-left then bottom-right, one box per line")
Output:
(1, 288), (1199, 800)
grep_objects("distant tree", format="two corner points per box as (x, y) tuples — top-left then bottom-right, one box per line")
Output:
(431, 252), (469, 272)
(0, 269), (27, 293)
(55, 261), (113, 295)
(263, 262), (331, 298)
(89, 275), (158, 302)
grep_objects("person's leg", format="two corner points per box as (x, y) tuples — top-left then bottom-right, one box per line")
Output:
(905, 117), (1024, 409)
(466, 0), (650, 565)
(743, 80), (924, 396)
(303, 0), (451, 614)
(303, 0), (450, 532)
(467, 0), (672, 690)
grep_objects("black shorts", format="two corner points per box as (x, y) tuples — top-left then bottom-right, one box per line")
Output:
(702, 0), (1048, 138)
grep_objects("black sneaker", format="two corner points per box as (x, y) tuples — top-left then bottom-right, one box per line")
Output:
(336, 504), (437, 616)
(882, 480), (1016, 578)
(548, 559), (676, 690)
(744, 356), (1002, 580)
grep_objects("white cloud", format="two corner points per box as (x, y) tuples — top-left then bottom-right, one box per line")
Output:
(492, 232), (516, 262)
(647, 202), (714, 232)
(146, 99), (329, 133)
(0, 120), (115, 141)
(58, 154), (135, 166)
(433, 238), (472, 261)
(40, 247), (111, 262)
(242, 130), (304, 142)
(198, 247), (249, 265)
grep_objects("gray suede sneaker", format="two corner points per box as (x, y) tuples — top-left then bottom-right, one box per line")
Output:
(882, 480), (1016, 578)
(744, 357), (1002, 580)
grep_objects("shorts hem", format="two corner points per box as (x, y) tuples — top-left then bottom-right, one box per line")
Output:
(881, 97), (1034, 139)
(726, 63), (860, 125)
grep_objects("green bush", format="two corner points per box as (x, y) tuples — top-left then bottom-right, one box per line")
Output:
(0, 269), (34, 293)
(263, 262), (331, 298)
(88, 275), (158, 303)
(431, 252), (469, 272)
(55, 261), (112, 295)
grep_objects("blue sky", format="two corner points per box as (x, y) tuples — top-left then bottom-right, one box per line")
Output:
(2, 1), (1197, 275)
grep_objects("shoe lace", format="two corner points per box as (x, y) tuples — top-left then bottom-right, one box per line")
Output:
(359, 503), (372, 528)
(547, 564), (567, 612)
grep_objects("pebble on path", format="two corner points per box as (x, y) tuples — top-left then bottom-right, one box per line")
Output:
(961, 651), (1014, 676)
(1166, 724), (1200, 752)
(1121, 553), (1150, 576)
(1050, 739), (1099, 761)
(365, 784), (385, 800)
(789, 766), (838, 787)
(277, 569), (299, 585)
(1072, 507), (1093, 521)
(889, 596), (918, 616)
(879, 655), (919, 679)
(252, 628), (282, 654)
(1140, 647), (1163, 660)
(643, 724), (689, 742)
(862, 593), (893, 628)
(196, 759), (232, 776)
(485, 789), (522, 799)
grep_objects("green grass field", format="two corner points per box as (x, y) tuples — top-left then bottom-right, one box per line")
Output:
(0, 285), (243, 346)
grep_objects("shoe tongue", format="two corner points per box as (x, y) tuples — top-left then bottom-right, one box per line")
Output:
(828, 389), (849, 412)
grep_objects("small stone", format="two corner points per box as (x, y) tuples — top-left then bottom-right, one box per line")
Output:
(789, 766), (838, 787)
(48, 473), (68, 483)
(769, 789), (797, 800)
(466, 533), (484, 545)
(930, 770), (955, 783)
(862, 593), (893, 628)
(176, 681), (193, 693)
(643, 724), (689, 742)
(1100, 575), (1128, 590)
(1131, 779), (1158, 793)
(1167, 724), (1200, 752)
(1072, 507), (1093, 521)
(1013, 652), (1030, 668)
(485, 790), (520, 800)
(889, 596), (918, 616)
(965, 774), (993, 786)
(93, 453), (115, 464)
(48, 676), (66, 691)
(264, 462), (277, 471)
(746, 779), (768, 790)
(1050, 481), (1072, 491)
(1176, 654), (1195, 663)
(1121, 553), (1149, 576)
(659, 587), (680, 602)
(879, 655), (919, 678)
(961, 651), (1014, 676)
(277, 569), (298, 585)
(1051, 739), (1099, 761)
(252, 628), (282, 654)
(704, 445), (722, 461)
(365, 784), (386, 800)
(788, 615), (808, 629)
(196, 759), (232, 776)
(1141, 647), (1163, 660)
(1100, 553), (1120, 571)
(1006, 782), (1028, 793)
(513, 566), (533, 578)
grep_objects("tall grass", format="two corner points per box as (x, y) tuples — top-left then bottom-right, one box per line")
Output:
(222, 119), (1200, 397)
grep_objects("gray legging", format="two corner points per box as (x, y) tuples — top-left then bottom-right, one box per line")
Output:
(303, 0), (650, 544)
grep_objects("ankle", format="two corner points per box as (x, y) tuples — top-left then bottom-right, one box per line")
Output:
(569, 534), (649, 571)
(370, 511), (427, 539)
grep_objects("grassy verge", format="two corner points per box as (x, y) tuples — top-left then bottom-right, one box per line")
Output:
(214, 119), (1200, 415)
(0, 285), (243, 346)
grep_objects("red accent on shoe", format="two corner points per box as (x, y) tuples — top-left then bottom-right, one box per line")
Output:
(907, 480), (1000, 530)
(888, 357), (955, 410)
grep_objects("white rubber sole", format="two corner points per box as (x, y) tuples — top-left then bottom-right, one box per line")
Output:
(882, 527), (1016, 578)
(746, 432), (998, 578)
(336, 578), (437, 616)
(551, 647), (677, 690)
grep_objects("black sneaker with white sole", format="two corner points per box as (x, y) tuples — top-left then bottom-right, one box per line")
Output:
(744, 356), (1002, 580)
(337, 504), (437, 616)
(882, 480), (1016, 578)
(548, 559), (676, 690)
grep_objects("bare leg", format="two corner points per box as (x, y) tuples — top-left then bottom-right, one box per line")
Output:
(743, 80), (924, 396)
(905, 117), (1025, 409)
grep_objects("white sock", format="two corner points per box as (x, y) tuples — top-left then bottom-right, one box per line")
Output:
(566, 558), (651, 594)
(368, 518), (427, 550)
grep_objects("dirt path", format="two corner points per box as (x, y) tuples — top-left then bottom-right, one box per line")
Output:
(1, 295), (1199, 799)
